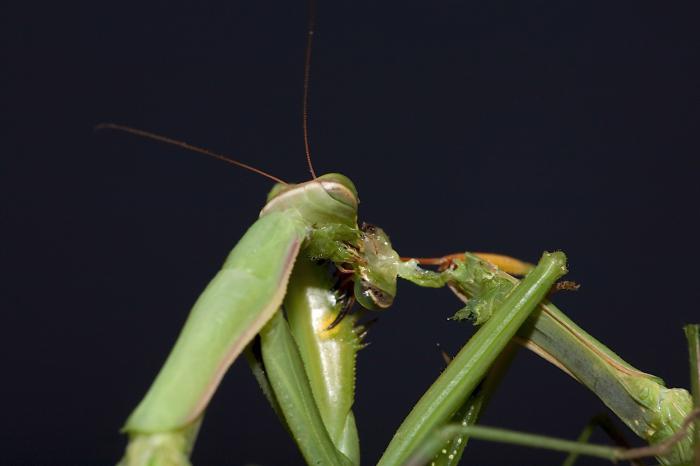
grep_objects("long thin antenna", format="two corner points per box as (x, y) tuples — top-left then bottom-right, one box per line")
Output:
(302, 0), (318, 179)
(96, 123), (288, 184)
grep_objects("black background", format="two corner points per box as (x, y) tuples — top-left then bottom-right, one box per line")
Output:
(3, 1), (700, 465)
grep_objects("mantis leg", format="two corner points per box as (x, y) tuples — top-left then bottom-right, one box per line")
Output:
(259, 311), (353, 466)
(118, 211), (307, 466)
(284, 256), (361, 465)
(247, 256), (360, 466)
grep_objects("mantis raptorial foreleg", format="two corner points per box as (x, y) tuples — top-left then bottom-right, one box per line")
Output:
(280, 256), (361, 465)
(259, 311), (353, 466)
(244, 260), (362, 465)
(118, 211), (307, 466)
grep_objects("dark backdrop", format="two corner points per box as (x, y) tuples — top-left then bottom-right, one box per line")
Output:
(3, 1), (699, 465)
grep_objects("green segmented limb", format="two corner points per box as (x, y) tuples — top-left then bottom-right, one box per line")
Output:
(445, 253), (693, 464)
(119, 211), (306, 466)
(378, 251), (568, 466)
(284, 256), (361, 465)
(124, 211), (307, 434)
(245, 255), (360, 465)
(260, 311), (353, 466)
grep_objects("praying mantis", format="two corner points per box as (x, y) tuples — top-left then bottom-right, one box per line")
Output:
(102, 3), (699, 466)
(104, 149), (696, 465)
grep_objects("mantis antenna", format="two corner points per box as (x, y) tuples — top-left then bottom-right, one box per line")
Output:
(100, 1), (320, 183)
(95, 123), (288, 185)
(302, 0), (318, 179)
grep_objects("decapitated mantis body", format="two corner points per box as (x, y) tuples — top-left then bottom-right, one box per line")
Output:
(103, 3), (697, 466)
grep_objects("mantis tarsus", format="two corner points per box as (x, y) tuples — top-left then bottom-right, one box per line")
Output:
(101, 4), (698, 466)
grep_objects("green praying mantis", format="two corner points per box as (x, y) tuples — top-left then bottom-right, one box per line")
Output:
(101, 5), (699, 466)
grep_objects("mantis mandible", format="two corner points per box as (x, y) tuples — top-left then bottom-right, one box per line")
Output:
(101, 3), (697, 465)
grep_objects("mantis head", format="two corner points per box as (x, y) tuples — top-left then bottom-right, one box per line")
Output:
(262, 173), (399, 312)
(352, 223), (399, 311)
(261, 173), (359, 227)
